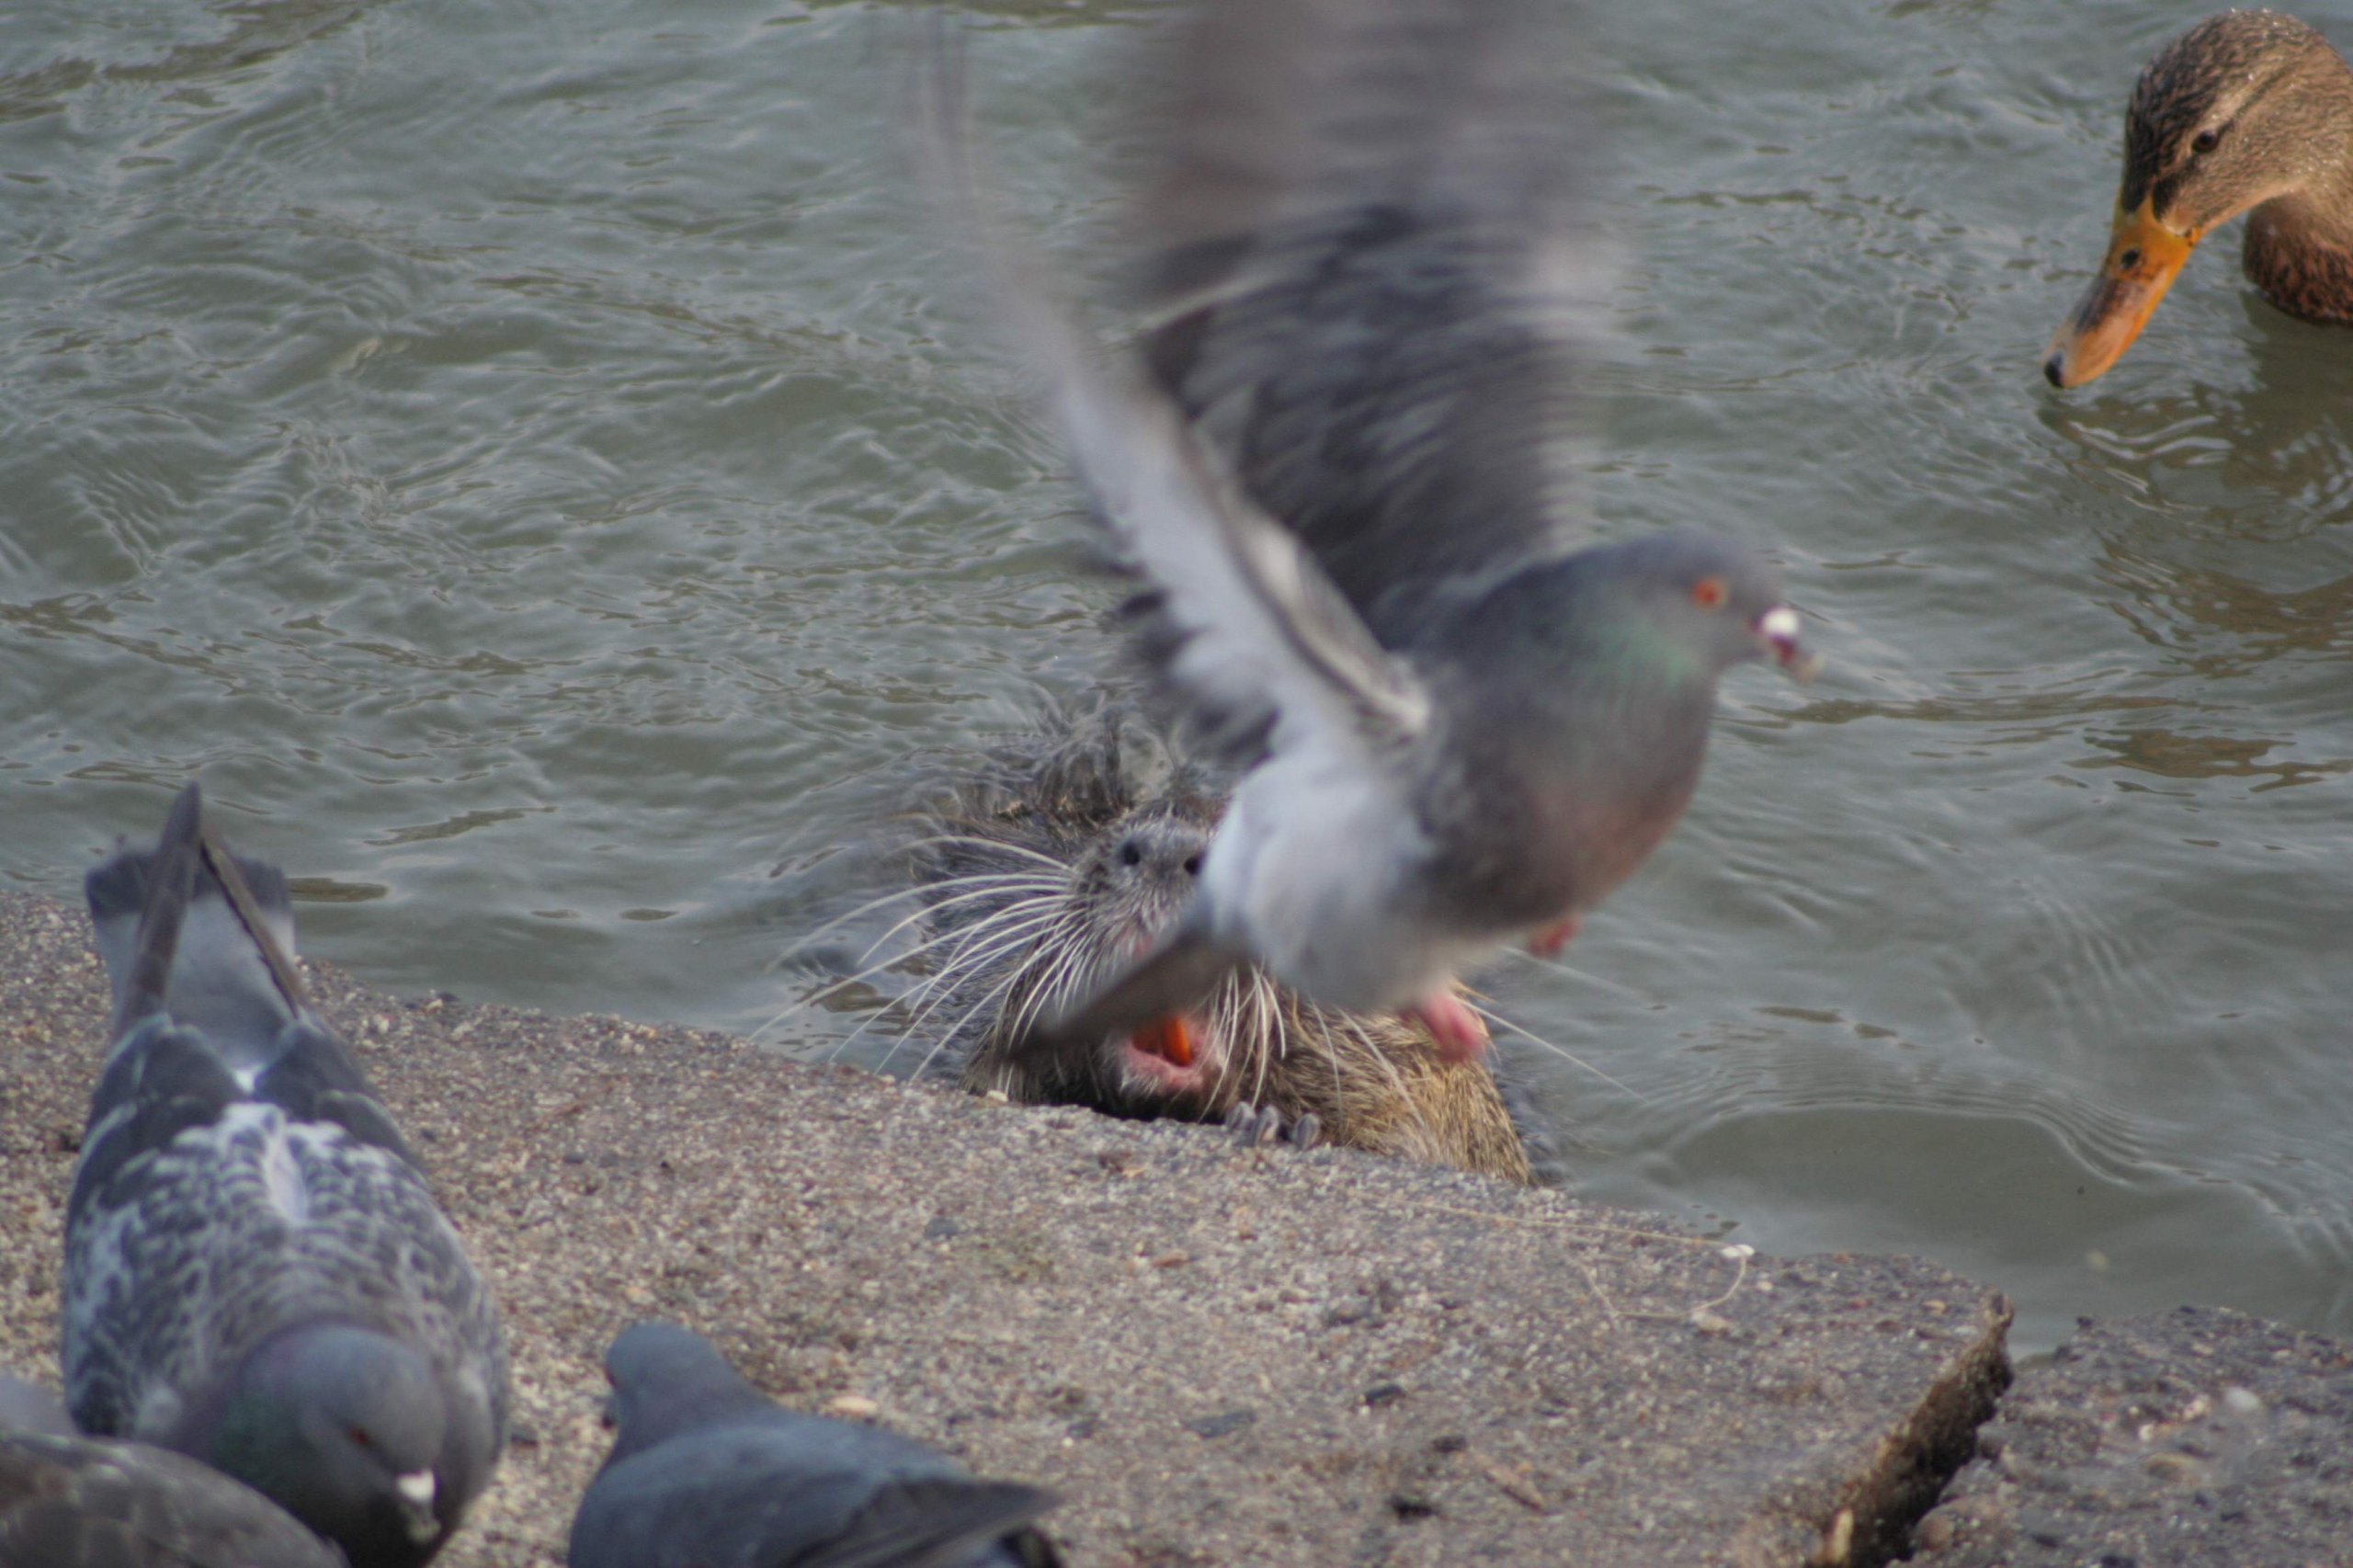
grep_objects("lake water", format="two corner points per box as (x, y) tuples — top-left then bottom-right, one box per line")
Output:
(3, 0), (2348, 1355)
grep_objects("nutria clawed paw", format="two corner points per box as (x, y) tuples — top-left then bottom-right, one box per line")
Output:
(1224, 1103), (1321, 1151)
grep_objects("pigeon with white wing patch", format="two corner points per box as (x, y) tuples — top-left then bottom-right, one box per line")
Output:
(63, 784), (506, 1568)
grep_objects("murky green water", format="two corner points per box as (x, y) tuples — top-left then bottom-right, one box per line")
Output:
(4, 0), (2348, 1353)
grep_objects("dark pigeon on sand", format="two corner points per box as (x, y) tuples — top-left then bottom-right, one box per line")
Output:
(2, 1373), (344, 1568)
(63, 784), (506, 1568)
(938, 0), (1817, 1065)
(569, 1322), (1061, 1568)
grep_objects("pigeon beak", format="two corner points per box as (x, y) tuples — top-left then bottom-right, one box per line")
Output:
(1755, 605), (1819, 682)
(2042, 197), (2197, 388)
(395, 1469), (439, 1543)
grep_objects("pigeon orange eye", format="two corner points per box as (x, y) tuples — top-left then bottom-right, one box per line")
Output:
(347, 1426), (373, 1449)
(1691, 577), (1727, 610)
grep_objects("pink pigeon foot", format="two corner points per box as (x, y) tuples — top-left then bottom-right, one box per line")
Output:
(1528, 915), (1583, 958)
(1404, 990), (1490, 1063)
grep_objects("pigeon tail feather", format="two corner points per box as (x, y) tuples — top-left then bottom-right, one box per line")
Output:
(89, 783), (206, 1040)
(813, 1476), (1058, 1568)
(85, 783), (307, 1076)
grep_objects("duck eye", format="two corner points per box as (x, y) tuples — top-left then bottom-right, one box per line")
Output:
(1691, 576), (1728, 611)
(2191, 126), (2222, 155)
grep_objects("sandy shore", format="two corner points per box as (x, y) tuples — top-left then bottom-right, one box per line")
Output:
(1, 888), (2008, 1565)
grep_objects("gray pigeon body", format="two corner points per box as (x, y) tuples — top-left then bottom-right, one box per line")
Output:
(63, 785), (507, 1568)
(940, 0), (1815, 1063)
(570, 1322), (1060, 1568)
(0, 1373), (345, 1568)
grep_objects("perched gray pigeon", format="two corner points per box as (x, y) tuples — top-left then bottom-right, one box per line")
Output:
(938, 0), (1815, 1065)
(63, 784), (506, 1568)
(1, 1373), (345, 1568)
(569, 1322), (1061, 1568)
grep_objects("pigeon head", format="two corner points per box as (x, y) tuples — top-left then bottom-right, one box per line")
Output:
(1571, 531), (1812, 685)
(201, 1324), (449, 1566)
(600, 1322), (771, 1465)
(1442, 531), (1812, 709)
(1429, 531), (1813, 815)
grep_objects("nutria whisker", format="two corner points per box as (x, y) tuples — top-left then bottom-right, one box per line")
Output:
(899, 833), (1070, 872)
(854, 897), (1070, 1062)
(1500, 946), (1662, 1008)
(874, 901), (1066, 1072)
(1245, 977), (1276, 1109)
(767, 864), (1060, 980)
(1200, 971), (1261, 1109)
(771, 880), (938, 965)
(751, 871), (1065, 1046)
(1332, 1013), (1387, 1144)
(851, 874), (1065, 970)
(1461, 996), (1647, 1106)
(777, 919), (1006, 1051)
(915, 900), (1060, 976)
(1335, 1008), (1444, 1151)
(1003, 907), (1098, 1049)
(810, 909), (1059, 1065)
(891, 932), (1049, 1083)
(829, 879), (1063, 1001)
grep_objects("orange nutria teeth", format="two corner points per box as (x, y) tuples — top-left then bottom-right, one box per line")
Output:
(1131, 1016), (1195, 1067)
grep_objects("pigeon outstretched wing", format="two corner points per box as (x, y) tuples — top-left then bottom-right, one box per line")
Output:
(1129, 0), (1603, 647)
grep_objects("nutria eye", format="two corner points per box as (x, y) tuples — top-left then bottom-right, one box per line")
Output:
(1691, 576), (1727, 610)
(2191, 126), (2222, 154)
(1119, 840), (1142, 867)
(1181, 854), (1201, 877)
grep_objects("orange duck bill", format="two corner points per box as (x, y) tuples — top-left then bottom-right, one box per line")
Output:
(2043, 199), (2199, 388)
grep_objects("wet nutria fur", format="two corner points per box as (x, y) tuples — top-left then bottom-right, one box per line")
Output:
(896, 713), (1540, 1184)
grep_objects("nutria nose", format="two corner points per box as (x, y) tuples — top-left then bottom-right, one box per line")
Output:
(1113, 827), (1206, 881)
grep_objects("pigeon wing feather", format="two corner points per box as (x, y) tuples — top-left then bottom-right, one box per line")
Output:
(924, 54), (1430, 767)
(1003, 233), (1430, 767)
(1129, 0), (1600, 645)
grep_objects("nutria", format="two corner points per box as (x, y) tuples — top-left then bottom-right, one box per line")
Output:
(891, 712), (1543, 1185)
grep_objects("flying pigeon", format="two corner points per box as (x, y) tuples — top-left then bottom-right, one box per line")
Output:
(569, 1321), (1061, 1568)
(63, 783), (507, 1568)
(938, 0), (1815, 1064)
(1, 1372), (345, 1568)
